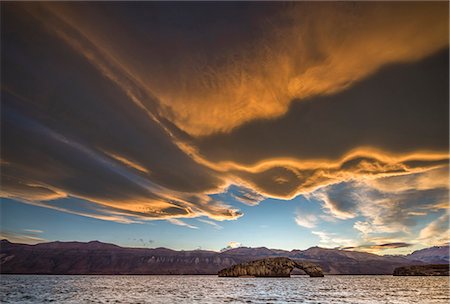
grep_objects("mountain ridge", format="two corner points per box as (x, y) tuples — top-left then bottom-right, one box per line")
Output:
(2, 239), (447, 257)
(1, 239), (447, 275)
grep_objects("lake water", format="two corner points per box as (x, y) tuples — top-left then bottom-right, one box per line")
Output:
(0, 275), (449, 303)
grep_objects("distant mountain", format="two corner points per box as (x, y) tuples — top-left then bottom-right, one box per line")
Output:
(288, 246), (416, 275)
(405, 245), (449, 264)
(0, 240), (439, 275)
(220, 246), (286, 257)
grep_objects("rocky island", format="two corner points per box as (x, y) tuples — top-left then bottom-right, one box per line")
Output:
(218, 257), (324, 277)
(393, 264), (449, 276)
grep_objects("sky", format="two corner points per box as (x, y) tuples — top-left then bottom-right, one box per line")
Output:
(1, 2), (449, 255)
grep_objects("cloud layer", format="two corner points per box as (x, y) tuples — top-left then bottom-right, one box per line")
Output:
(47, 2), (448, 136)
(1, 2), (448, 249)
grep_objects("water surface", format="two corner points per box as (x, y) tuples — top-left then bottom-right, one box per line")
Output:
(1, 275), (449, 303)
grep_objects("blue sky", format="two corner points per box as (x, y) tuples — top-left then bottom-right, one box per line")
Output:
(1, 184), (446, 254)
(1, 194), (323, 251)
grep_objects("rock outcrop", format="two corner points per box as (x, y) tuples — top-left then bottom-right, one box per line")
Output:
(218, 257), (324, 277)
(393, 264), (449, 276)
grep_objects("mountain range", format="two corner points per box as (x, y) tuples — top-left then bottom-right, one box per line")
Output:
(0, 240), (448, 275)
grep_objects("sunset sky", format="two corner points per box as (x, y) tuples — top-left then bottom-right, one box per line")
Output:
(1, 2), (449, 255)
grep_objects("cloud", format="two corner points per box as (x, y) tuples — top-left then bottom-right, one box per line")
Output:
(194, 49), (448, 200)
(419, 212), (450, 246)
(341, 242), (413, 254)
(197, 218), (223, 230)
(103, 152), (150, 174)
(356, 187), (448, 236)
(309, 167), (449, 227)
(20, 198), (148, 224)
(343, 242), (412, 251)
(0, 230), (47, 244)
(23, 229), (44, 234)
(167, 219), (198, 229)
(221, 241), (242, 252)
(311, 230), (356, 249)
(230, 187), (266, 206)
(228, 241), (241, 248)
(309, 168), (449, 247)
(366, 166), (449, 193)
(1, 3), (242, 223)
(295, 212), (318, 229)
(312, 183), (359, 220)
(42, 2), (449, 136)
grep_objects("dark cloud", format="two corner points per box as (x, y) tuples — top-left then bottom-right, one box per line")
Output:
(17, 1), (447, 137)
(196, 49), (449, 164)
(192, 48), (449, 199)
(0, 4), (239, 221)
(236, 167), (313, 199)
(1, 7), (221, 193)
(377, 243), (412, 249)
(341, 242), (413, 251)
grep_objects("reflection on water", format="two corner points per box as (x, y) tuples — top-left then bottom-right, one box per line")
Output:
(0, 275), (449, 303)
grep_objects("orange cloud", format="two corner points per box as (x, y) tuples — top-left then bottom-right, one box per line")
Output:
(43, 2), (448, 136)
(104, 151), (150, 174)
(0, 175), (67, 202)
(16, 3), (448, 203)
(228, 149), (448, 200)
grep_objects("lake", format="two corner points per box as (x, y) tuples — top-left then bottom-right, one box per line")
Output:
(0, 275), (449, 303)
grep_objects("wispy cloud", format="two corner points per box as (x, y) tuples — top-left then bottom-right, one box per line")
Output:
(342, 242), (413, 253)
(230, 187), (266, 206)
(0, 230), (46, 244)
(419, 212), (450, 245)
(311, 230), (356, 249)
(197, 219), (223, 230)
(104, 151), (150, 174)
(167, 219), (198, 229)
(228, 241), (241, 248)
(220, 241), (242, 252)
(295, 213), (318, 229)
(308, 167), (449, 248)
(23, 229), (44, 234)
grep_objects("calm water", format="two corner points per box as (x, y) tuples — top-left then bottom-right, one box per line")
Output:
(0, 275), (449, 303)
